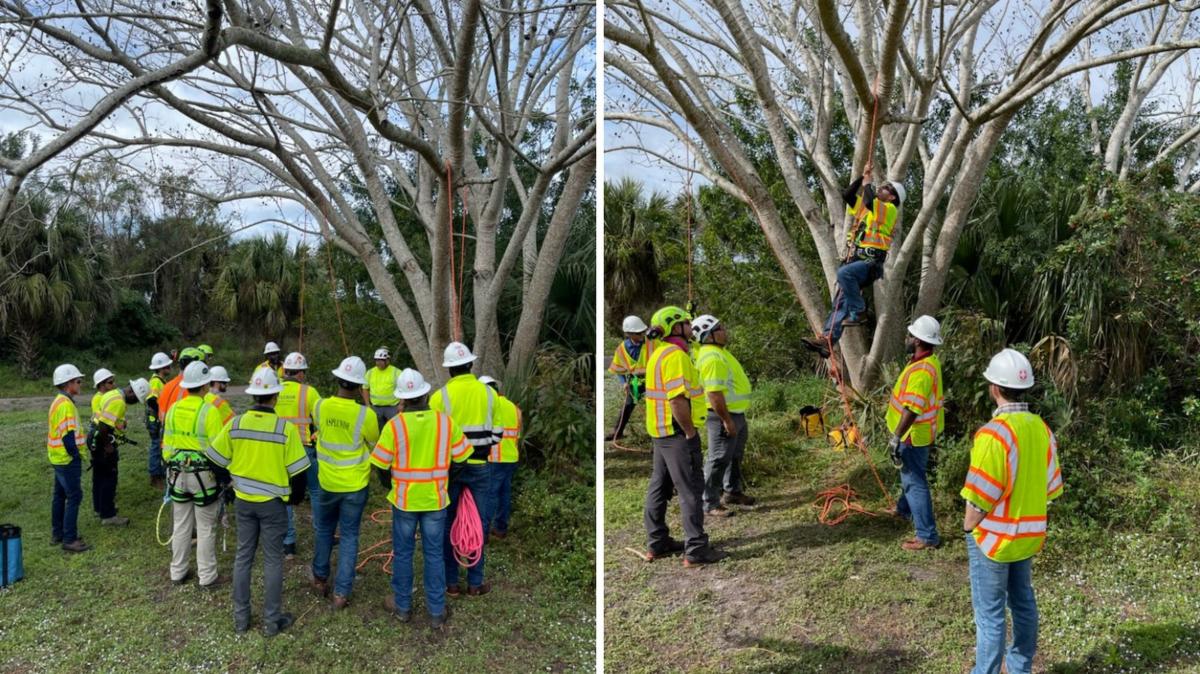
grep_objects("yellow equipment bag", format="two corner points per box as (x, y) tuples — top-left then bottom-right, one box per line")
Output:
(799, 405), (825, 438)
(828, 423), (860, 451)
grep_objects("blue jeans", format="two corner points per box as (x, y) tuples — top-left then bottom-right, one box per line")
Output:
(895, 441), (940, 545)
(392, 507), (448, 617)
(305, 444), (321, 525)
(312, 487), (368, 597)
(52, 459), (83, 543)
(490, 462), (518, 534)
(147, 421), (164, 478)
(966, 534), (1038, 674)
(284, 507), (296, 546)
(824, 259), (876, 344)
(445, 462), (493, 588)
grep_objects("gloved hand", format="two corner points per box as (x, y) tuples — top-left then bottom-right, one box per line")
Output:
(888, 435), (903, 468)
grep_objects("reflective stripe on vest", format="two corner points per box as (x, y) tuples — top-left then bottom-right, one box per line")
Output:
(644, 344), (703, 436)
(314, 399), (370, 465)
(438, 385), (498, 447)
(888, 358), (943, 440)
(697, 349), (751, 406)
(232, 474), (290, 498)
(388, 413), (452, 509)
(971, 418), (1045, 557)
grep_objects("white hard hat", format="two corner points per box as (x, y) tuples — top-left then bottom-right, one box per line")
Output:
(331, 356), (367, 385)
(182, 361), (213, 389)
(690, 314), (720, 343)
(907, 315), (943, 345)
(442, 341), (476, 368)
(478, 375), (499, 389)
(373, 347), (390, 360)
(246, 366), (283, 395)
(129, 378), (150, 404)
(283, 352), (308, 371)
(53, 364), (84, 386)
(394, 368), (432, 400)
(148, 352), (172, 370)
(263, 341), (281, 355)
(621, 315), (648, 333)
(984, 348), (1035, 390)
(209, 366), (231, 383)
(887, 180), (906, 205)
(93, 368), (115, 387)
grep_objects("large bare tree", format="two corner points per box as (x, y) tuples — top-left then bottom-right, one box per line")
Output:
(0, 0), (596, 378)
(605, 0), (1200, 388)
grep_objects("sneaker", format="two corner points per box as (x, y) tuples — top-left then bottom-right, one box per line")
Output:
(61, 539), (91, 553)
(645, 538), (685, 561)
(682, 546), (729, 567)
(705, 506), (735, 518)
(466, 583), (491, 597)
(283, 542), (296, 560)
(383, 596), (412, 622)
(430, 605), (451, 631)
(101, 516), (130, 526)
(723, 492), (756, 506)
(263, 612), (295, 637)
(800, 337), (832, 359)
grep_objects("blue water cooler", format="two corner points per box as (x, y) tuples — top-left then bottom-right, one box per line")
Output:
(0, 524), (23, 588)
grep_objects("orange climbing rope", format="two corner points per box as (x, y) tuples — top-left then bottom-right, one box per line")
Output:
(355, 509), (397, 574)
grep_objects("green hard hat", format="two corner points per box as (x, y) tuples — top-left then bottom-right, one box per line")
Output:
(197, 344), (214, 357)
(650, 306), (691, 335)
(179, 347), (203, 361)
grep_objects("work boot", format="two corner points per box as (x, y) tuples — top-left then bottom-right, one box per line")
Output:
(61, 539), (91, 553)
(430, 605), (451, 631)
(150, 475), (164, 491)
(200, 575), (229, 591)
(467, 583), (491, 597)
(800, 337), (831, 359)
(50, 536), (62, 545)
(101, 515), (130, 526)
(645, 539), (685, 562)
(263, 613), (295, 637)
(445, 584), (464, 598)
(310, 574), (329, 597)
(705, 506), (735, 518)
(723, 492), (756, 506)
(683, 546), (729, 568)
(841, 313), (867, 327)
(383, 595), (412, 622)
(331, 594), (350, 611)
(491, 528), (508, 540)
(172, 570), (194, 585)
(901, 538), (939, 551)
(283, 542), (296, 560)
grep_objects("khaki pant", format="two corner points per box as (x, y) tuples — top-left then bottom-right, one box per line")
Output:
(170, 471), (220, 585)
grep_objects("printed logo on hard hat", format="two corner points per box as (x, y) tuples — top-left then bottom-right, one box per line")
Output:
(344, 364), (351, 372)
(406, 381), (414, 390)
(254, 377), (263, 386)
(1018, 369), (1029, 382)
(457, 346), (466, 357)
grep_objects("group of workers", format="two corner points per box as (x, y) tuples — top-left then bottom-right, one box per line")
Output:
(607, 172), (1064, 673)
(45, 339), (521, 634)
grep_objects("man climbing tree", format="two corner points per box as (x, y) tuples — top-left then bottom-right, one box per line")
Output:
(802, 173), (905, 359)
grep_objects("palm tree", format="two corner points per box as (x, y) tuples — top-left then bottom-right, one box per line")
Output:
(603, 178), (673, 327)
(212, 234), (302, 340)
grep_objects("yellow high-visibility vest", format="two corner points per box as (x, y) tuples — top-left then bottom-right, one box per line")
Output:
(961, 410), (1064, 562)
(313, 396), (381, 492)
(430, 375), (501, 465)
(47, 393), (85, 465)
(609, 339), (654, 377)
(97, 388), (127, 432)
(643, 342), (705, 438)
(204, 392), (235, 427)
(489, 395), (520, 463)
(365, 365), (401, 406)
(90, 391), (104, 426)
(162, 393), (224, 466)
(696, 344), (753, 414)
(206, 409), (309, 503)
(370, 410), (470, 511)
(886, 354), (944, 446)
(846, 193), (897, 251)
(251, 361), (286, 383)
(276, 380), (320, 445)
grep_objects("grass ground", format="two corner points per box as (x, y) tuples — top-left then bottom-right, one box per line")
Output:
(0, 399), (594, 672)
(602, 369), (1200, 673)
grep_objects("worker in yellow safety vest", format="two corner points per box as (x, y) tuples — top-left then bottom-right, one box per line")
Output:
(642, 306), (727, 567)
(206, 367), (310, 637)
(310, 356), (380, 610)
(162, 361), (228, 589)
(883, 315), (946, 551)
(961, 348), (1063, 674)
(363, 347), (402, 427)
(275, 352), (322, 559)
(205, 366), (236, 427)
(801, 174), (905, 357)
(253, 341), (286, 381)
(478, 376), (520, 539)
(146, 352), (173, 490)
(430, 341), (499, 596)
(372, 368), (470, 629)
(691, 315), (756, 518)
(91, 375), (149, 527)
(48, 364), (90, 553)
(88, 368), (117, 463)
(606, 315), (653, 442)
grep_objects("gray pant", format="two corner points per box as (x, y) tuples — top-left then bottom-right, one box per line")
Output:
(371, 405), (399, 429)
(644, 432), (709, 557)
(704, 412), (749, 510)
(233, 498), (288, 629)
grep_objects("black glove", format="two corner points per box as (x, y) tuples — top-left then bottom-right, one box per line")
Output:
(376, 466), (392, 490)
(122, 436), (139, 446)
(449, 462), (466, 484)
(888, 435), (903, 468)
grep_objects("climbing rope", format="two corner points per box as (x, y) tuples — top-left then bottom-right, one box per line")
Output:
(322, 233), (351, 357)
(355, 509), (397, 574)
(451, 486), (484, 568)
(608, 384), (651, 454)
(297, 226), (308, 353)
(813, 484), (878, 526)
(445, 162), (465, 343)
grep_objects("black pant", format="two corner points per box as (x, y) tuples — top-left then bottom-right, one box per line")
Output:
(611, 390), (636, 439)
(644, 433), (709, 557)
(91, 436), (119, 519)
(233, 498), (288, 629)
